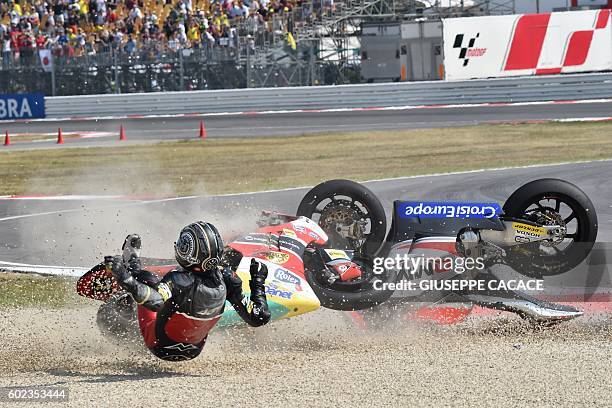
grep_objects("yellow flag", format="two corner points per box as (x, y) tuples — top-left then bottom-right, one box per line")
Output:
(287, 32), (296, 51)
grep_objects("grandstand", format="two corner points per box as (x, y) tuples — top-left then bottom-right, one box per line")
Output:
(0, 0), (305, 56)
(0, 1), (559, 94)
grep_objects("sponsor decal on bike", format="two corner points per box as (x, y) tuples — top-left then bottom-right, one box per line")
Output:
(274, 268), (303, 291)
(265, 283), (293, 299)
(327, 259), (362, 281)
(308, 231), (319, 240)
(265, 251), (290, 264)
(398, 202), (501, 219)
(282, 228), (297, 238)
(512, 222), (546, 242)
(325, 249), (350, 260)
(279, 238), (304, 254)
(291, 223), (306, 234)
(243, 233), (270, 244)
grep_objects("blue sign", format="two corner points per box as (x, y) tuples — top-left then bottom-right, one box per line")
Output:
(398, 201), (502, 219)
(0, 93), (45, 120)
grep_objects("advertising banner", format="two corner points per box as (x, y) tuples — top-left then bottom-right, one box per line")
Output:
(443, 9), (612, 80)
(0, 93), (46, 120)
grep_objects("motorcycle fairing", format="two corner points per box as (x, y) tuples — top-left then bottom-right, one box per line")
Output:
(217, 256), (321, 328)
(387, 200), (506, 244)
(220, 217), (326, 327)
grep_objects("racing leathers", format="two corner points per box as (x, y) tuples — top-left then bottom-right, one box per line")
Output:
(109, 256), (271, 361)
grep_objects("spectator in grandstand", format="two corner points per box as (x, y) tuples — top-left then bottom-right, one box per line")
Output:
(124, 33), (137, 53)
(167, 30), (181, 50)
(128, 3), (143, 22)
(0, 0), (308, 65)
(2, 34), (11, 68)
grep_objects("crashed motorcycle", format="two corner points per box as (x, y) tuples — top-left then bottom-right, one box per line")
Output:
(295, 178), (598, 324)
(77, 178), (598, 340)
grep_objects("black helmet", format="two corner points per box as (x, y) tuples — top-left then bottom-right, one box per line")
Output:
(174, 221), (224, 273)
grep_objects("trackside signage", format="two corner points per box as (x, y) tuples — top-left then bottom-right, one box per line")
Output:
(0, 93), (45, 120)
(397, 202), (502, 219)
(443, 9), (612, 80)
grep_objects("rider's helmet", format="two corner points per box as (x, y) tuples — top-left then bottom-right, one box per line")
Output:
(174, 221), (224, 273)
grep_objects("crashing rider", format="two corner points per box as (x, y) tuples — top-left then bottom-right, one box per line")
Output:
(108, 221), (271, 361)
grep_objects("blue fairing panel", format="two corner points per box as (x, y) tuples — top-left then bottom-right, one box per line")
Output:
(388, 200), (506, 243)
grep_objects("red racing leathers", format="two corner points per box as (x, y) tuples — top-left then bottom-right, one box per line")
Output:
(110, 257), (270, 361)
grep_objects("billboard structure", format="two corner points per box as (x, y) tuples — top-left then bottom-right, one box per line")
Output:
(443, 9), (612, 80)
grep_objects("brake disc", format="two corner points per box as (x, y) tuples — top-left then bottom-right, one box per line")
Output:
(319, 200), (367, 250)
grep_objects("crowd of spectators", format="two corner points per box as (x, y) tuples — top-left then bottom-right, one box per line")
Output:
(0, 0), (319, 65)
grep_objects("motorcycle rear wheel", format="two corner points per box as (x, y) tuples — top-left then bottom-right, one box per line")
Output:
(502, 178), (598, 276)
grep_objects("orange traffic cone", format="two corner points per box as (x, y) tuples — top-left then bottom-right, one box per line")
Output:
(119, 125), (126, 141)
(57, 128), (64, 144)
(199, 120), (207, 140)
(3, 131), (9, 146)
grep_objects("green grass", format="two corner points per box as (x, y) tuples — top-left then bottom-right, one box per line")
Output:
(0, 273), (78, 309)
(0, 122), (611, 196)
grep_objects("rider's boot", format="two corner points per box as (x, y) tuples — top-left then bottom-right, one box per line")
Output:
(122, 234), (142, 274)
(457, 274), (583, 323)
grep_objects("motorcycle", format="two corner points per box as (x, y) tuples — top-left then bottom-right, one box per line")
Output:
(295, 178), (598, 324)
(77, 178), (598, 340)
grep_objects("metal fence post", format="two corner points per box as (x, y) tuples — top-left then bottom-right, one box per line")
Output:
(179, 51), (185, 91)
(246, 44), (252, 88)
(51, 62), (56, 96)
(113, 48), (120, 94)
(310, 43), (315, 86)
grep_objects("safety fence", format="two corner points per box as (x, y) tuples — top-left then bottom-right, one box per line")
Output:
(43, 72), (612, 119)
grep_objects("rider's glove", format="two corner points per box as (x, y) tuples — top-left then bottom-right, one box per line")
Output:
(122, 234), (142, 268)
(248, 259), (270, 322)
(107, 255), (132, 285)
(249, 258), (268, 287)
(125, 254), (142, 275)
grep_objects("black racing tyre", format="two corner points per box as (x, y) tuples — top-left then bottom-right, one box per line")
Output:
(502, 178), (598, 276)
(304, 253), (398, 311)
(298, 180), (394, 310)
(297, 179), (387, 257)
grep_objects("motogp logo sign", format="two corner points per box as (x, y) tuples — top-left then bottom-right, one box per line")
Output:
(452, 33), (487, 66)
(398, 202), (502, 219)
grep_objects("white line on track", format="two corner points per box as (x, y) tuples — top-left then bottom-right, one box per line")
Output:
(3, 97), (612, 124)
(0, 261), (87, 276)
(0, 194), (139, 200)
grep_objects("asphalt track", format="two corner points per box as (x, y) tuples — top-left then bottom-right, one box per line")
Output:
(1, 160), (611, 269)
(1, 100), (612, 150)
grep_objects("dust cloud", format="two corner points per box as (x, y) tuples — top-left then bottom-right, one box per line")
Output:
(15, 158), (264, 266)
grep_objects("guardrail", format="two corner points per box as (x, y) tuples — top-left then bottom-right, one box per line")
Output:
(46, 72), (612, 118)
